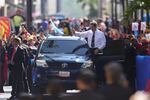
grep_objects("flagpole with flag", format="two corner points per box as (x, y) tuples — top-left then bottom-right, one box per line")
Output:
(0, 17), (11, 41)
(50, 19), (64, 36)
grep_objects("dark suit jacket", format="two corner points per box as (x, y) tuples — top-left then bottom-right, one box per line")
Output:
(62, 90), (105, 100)
(98, 84), (132, 100)
(8, 46), (25, 70)
(0, 46), (6, 84)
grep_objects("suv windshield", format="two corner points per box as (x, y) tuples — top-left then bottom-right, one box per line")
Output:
(40, 40), (89, 55)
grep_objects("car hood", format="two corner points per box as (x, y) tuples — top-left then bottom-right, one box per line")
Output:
(38, 53), (87, 63)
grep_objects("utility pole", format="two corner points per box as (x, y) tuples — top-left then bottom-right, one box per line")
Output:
(114, 0), (118, 21)
(126, 0), (129, 8)
(0, 7), (4, 16)
(56, 0), (61, 13)
(98, 0), (103, 18)
(27, 0), (32, 29)
(141, 9), (144, 21)
(121, 0), (125, 16)
(41, 0), (48, 17)
(134, 11), (137, 21)
(4, 4), (8, 16)
(0, 0), (5, 16)
(111, 0), (114, 26)
(146, 9), (149, 28)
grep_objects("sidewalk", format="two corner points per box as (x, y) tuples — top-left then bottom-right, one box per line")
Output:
(0, 86), (12, 100)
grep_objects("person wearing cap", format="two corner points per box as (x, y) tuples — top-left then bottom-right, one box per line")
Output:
(8, 36), (26, 100)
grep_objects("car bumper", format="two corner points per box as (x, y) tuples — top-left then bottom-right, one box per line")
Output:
(32, 67), (78, 91)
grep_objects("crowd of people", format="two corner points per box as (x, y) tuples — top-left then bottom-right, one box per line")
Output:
(36, 16), (150, 55)
(8, 62), (150, 100)
(0, 10), (150, 100)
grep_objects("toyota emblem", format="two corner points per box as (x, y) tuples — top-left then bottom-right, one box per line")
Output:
(61, 63), (68, 68)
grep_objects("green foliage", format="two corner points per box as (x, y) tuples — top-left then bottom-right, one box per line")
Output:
(77, 0), (98, 17)
(123, 0), (150, 28)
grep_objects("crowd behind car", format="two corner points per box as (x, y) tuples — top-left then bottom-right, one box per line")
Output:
(0, 14), (150, 100)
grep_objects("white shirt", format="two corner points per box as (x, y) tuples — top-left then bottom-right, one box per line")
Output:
(75, 29), (106, 49)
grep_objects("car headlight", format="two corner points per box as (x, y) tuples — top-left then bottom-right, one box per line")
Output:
(81, 60), (93, 69)
(36, 60), (48, 68)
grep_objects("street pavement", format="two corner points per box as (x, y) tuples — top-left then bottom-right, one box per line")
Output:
(0, 86), (80, 100)
(0, 86), (11, 100)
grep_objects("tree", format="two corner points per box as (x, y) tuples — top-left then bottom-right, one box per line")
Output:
(123, 0), (150, 29)
(111, 0), (125, 25)
(77, 0), (98, 18)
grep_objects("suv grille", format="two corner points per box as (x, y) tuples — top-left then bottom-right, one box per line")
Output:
(46, 61), (83, 70)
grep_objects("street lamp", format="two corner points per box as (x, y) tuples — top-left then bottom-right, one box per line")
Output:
(98, 0), (103, 18)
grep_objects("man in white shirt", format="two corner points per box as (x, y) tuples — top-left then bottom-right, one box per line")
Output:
(73, 20), (106, 84)
(73, 20), (106, 55)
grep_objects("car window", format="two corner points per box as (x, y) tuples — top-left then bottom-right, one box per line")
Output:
(40, 40), (89, 55)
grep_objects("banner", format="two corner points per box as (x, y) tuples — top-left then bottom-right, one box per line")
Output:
(141, 22), (146, 31)
(0, 17), (10, 40)
(132, 22), (139, 31)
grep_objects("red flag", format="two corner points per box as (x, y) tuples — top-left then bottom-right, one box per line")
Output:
(0, 17), (11, 41)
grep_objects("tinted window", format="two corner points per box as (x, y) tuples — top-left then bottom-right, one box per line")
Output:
(40, 40), (89, 55)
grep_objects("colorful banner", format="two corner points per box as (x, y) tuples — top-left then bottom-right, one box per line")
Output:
(141, 22), (146, 31)
(0, 17), (11, 40)
(132, 22), (139, 31)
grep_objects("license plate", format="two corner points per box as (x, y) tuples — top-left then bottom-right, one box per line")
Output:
(59, 71), (70, 77)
